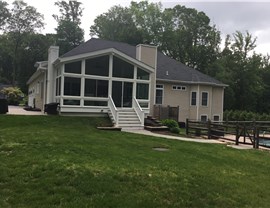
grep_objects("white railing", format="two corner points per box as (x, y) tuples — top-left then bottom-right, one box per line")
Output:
(108, 95), (118, 126)
(133, 97), (144, 126)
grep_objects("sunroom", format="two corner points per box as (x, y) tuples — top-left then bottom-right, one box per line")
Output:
(54, 51), (154, 122)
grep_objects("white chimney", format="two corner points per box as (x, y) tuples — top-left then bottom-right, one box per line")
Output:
(46, 46), (59, 104)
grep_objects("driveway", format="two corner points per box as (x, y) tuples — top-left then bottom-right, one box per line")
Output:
(7, 106), (44, 115)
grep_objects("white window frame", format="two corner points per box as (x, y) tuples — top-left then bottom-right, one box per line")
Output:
(155, 84), (164, 105)
(200, 114), (208, 122)
(172, 85), (186, 91)
(190, 91), (197, 106)
(201, 91), (209, 107)
(213, 114), (220, 122)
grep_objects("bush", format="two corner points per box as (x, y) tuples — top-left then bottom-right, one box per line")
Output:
(0, 87), (24, 105)
(224, 110), (270, 121)
(161, 119), (180, 134)
(161, 119), (179, 129)
(170, 127), (180, 134)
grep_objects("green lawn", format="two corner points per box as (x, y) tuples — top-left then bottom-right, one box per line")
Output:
(1, 115), (270, 207)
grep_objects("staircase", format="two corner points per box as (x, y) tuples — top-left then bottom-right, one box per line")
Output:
(108, 108), (144, 129)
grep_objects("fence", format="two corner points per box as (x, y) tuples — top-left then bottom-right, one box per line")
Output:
(186, 119), (270, 149)
(153, 105), (179, 121)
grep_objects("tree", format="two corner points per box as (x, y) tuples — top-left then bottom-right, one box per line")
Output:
(0, 0), (10, 30)
(161, 5), (221, 72)
(90, 1), (221, 73)
(54, 0), (84, 55)
(90, 6), (143, 45)
(5, 0), (44, 85)
(130, 1), (163, 44)
(212, 31), (264, 112)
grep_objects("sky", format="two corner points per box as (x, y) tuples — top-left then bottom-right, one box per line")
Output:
(7, 0), (270, 55)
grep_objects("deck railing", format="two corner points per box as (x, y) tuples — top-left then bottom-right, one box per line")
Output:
(108, 95), (118, 126)
(133, 96), (144, 126)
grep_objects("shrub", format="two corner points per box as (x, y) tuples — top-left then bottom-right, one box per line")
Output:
(170, 127), (180, 134)
(0, 87), (24, 105)
(161, 119), (179, 129)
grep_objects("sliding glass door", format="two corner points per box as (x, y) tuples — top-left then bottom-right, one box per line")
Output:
(112, 81), (133, 108)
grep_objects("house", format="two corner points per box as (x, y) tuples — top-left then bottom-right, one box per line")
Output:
(27, 38), (226, 128)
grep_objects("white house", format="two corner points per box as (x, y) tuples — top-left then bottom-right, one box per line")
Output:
(27, 38), (226, 128)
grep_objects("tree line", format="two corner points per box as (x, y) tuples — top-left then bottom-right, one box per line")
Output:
(0, 0), (270, 114)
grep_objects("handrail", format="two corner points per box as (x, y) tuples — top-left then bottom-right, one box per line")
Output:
(133, 96), (144, 126)
(108, 95), (118, 126)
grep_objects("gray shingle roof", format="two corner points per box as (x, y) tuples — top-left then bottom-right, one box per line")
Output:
(61, 38), (225, 87)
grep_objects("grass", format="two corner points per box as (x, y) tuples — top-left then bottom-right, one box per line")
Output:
(1, 115), (270, 207)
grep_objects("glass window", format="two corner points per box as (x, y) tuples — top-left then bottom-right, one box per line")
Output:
(137, 68), (149, 80)
(113, 56), (134, 79)
(55, 77), (61, 96)
(63, 99), (80, 105)
(64, 61), (81, 74)
(64, 77), (81, 96)
(136, 83), (149, 99)
(201, 115), (208, 122)
(191, 92), (197, 106)
(202, 92), (208, 106)
(156, 89), (163, 104)
(84, 100), (107, 106)
(85, 56), (109, 76)
(85, 79), (108, 97)
(213, 115), (220, 121)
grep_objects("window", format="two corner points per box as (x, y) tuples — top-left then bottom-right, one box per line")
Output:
(202, 92), (208, 106)
(172, 85), (186, 91)
(64, 61), (81, 74)
(84, 79), (108, 97)
(213, 115), (220, 121)
(136, 83), (149, 99)
(64, 77), (81, 96)
(113, 56), (134, 79)
(201, 115), (208, 122)
(85, 56), (109, 76)
(63, 99), (80, 106)
(137, 68), (149, 80)
(156, 85), (163, 104)
(84, 100), (107, 106)
(191, 92), (197, 106)
(55, 77), (61, 96)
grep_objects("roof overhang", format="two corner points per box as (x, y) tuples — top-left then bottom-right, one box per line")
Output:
(54, 48), (155, 73)
(27, 61), (47, 85)
(156, 78), (228, 88)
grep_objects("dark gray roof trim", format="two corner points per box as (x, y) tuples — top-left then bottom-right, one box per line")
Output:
(62, 38), (225, 87)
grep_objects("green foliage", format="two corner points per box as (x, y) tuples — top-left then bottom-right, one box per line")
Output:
(0, 86), (24, 105)
(224, 110), (270, 121)
(90, 1), (220, 73)
(54, 0), (84, 55)
(161, 119), (179, 129)
(170, 126), (181, 134)
(161, 119), (180, 134)
(0, 0), (10, 30)
(90, 6), (143, 45)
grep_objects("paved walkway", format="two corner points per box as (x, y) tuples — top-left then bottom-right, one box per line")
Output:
(122, 129), (224, 144)
(7, 105), (44, 115)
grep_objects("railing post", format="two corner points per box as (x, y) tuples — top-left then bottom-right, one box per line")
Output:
(186, 118), (189, 135)
(207, 119), (211, 139)
(235, 122), (239, 145)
